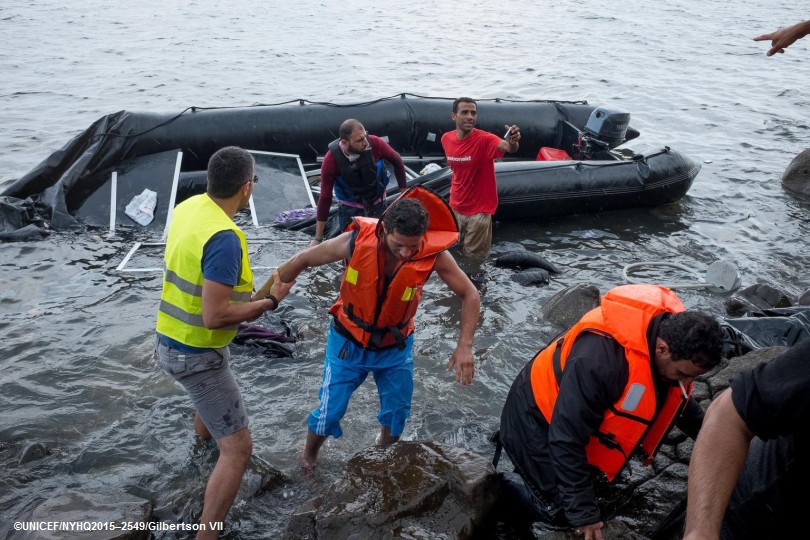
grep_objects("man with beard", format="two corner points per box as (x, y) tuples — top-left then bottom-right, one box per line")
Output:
(497, 285), (724, 540)
(311, 118), (408, 245)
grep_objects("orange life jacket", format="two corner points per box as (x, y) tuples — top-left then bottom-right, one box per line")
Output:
(529, 284), (689, 481)
(329, 186), (459, 350)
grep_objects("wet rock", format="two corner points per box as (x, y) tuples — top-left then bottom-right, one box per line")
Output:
(18, 442), (49, 465)
(781, 147), (810, 198)
(29, 491), (152, 539)
(245, 454), (290, 494)
(284, 440), (499, 540)
(702, 346), (788, 398)
(724, 283), (794, 316)
(541, 284), (601, 329)
(800, 289), (810, 306)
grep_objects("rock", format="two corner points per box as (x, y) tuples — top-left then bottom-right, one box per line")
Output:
(800, 289), (810, 306)
(541, 284), (601, 329)
(781, 147), (810, 198)
(245, 454), (290, 494)
(284, 440), (499, 540)
(724, 283), (794, 316)
(28, 491), (153, 539)
(18, 442), (49, 465)
(704, 346), (788, 397)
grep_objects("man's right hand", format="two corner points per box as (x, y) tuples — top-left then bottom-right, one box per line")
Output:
(268, 269), (294, 304)
(576, 521), (604, 540)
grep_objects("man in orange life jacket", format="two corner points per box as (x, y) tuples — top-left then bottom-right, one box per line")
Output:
(276, 186), (480, 469)
(496, 285), (724, 540)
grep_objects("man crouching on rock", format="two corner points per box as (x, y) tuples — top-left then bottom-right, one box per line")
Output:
(276, 186), (480, 470)
(496, 285), (724, 540)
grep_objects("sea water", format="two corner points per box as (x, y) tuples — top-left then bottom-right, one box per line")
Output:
(1, 1), (808, 538)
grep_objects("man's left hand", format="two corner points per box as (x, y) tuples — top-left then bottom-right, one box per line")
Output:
(447, 346), (474, 385)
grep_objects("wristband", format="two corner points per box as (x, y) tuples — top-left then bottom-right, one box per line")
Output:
(314, 236), (324, 242)
(266, 294), (279, 311)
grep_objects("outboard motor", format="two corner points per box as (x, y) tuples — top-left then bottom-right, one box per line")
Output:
(572, 107), (630, 160)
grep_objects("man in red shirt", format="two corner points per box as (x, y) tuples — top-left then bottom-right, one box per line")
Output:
(311, 119), (408, 246)
(441, 97), (520, 260)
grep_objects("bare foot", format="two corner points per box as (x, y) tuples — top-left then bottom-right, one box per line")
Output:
(298, 449), (317, 476)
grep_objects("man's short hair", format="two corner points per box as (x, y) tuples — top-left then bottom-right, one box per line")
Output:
(383, 198), (429, 237)
(659, 311), (724, 369)
(452, 97), (477, 113)
(339, 119), (364, 141)
(207, 146), (254, 199)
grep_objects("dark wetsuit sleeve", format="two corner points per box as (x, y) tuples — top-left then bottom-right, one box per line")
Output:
(370, 135), (407, 189)
(730, 340), (810, 439)
(316, 152), (338, 222)
(549, 332), (629, 527)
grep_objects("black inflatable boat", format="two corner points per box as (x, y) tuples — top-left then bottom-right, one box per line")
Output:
(0, 94), (700, 240)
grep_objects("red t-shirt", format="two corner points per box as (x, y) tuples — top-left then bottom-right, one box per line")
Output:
(441, 128), (504, 215)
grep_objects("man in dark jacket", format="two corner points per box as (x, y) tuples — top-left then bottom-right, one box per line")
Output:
(497, 285), (724, 540)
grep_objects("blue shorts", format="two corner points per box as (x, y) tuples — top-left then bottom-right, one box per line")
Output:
(308, 325), (414, 438)
(156, 337), (249, 440)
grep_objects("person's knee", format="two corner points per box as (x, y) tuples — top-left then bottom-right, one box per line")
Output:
(217, 427), (252, 464)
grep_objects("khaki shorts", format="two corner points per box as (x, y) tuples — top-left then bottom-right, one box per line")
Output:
(157, 339), (248, 439)
(453, 211), (492, 260)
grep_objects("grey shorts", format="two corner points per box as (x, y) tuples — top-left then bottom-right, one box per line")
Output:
(156, 338), (249, 439)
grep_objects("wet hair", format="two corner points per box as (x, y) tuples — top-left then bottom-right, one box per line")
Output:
(452, 97), (477, 113)
(382, 198), (429, 237)
(207, 146), (254, 199)
(339, 119), (364, 141)
(658, 311), (724, 369)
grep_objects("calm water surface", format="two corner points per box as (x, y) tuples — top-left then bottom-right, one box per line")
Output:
(1, 1), (808, 538)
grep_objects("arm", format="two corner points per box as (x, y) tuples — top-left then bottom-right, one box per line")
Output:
(373, 136), (408, 191)
(199, 232), (293, 328)
(312, 155), (338, 246)
(549, 335), (628, 536)
(753, 20), (810, 56)
(202, 270), (291, 329)
(278, 231), (352, 284)
(432, 250), (480, 385)
(683, 389), (753, 540)
(497, 124), (521, 154)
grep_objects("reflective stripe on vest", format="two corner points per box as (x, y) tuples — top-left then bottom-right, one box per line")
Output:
(156, 194), (253, 349)
(530, 284), (687, 480)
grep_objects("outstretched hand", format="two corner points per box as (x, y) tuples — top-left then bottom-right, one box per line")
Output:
(754, 21), (810, 56)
